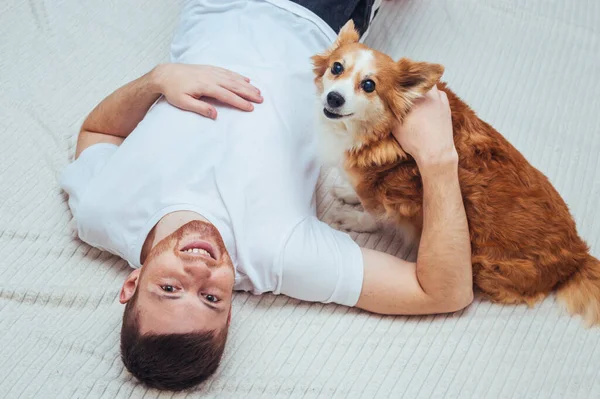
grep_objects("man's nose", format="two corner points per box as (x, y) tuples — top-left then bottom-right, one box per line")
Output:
(327, 91), (345, 108)
(183, 261), (211, 279)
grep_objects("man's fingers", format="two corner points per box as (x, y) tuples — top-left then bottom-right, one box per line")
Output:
(207, 86), (255, 112)
(214, 71), (261, 95)
(178, 96), (217, 119)
(221, 79), (263, 104)
(216, 67), (251, 83)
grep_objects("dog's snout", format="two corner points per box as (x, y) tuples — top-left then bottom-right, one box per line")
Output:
(327, 91), (345, 108)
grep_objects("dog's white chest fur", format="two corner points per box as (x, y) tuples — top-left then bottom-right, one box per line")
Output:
(316, 115), (381, 233)
(317, 117), (353, 168)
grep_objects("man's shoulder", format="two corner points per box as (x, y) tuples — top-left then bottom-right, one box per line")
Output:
(61, 144), (119, 216)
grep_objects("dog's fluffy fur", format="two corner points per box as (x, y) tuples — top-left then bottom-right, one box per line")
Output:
(312, 21), (600, 326)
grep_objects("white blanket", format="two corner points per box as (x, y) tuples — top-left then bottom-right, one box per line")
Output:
(1, 0), (598, 397)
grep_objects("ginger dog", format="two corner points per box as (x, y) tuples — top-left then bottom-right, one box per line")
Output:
(312, 21), (600, 326)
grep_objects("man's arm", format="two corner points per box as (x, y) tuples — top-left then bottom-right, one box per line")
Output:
(75, 70), (160, 158)
(356, 86), (473, 315)
(75, 64), (263, 158)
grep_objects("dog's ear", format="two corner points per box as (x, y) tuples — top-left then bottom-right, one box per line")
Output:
(311, 52), (330, 78)
(385, 59), (445, 120)
(396, 58), (444, 99)
(311, 20), (360, 77)
(337, 20), (360, 47)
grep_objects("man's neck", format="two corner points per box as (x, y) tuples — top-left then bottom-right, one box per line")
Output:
(140, 211), (210, 263)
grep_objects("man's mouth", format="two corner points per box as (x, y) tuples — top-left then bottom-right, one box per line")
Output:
(323, 108), (353, 119)
(180, 241), (216, 260)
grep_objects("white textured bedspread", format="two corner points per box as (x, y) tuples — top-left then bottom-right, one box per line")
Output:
(1, 0), (598, 397)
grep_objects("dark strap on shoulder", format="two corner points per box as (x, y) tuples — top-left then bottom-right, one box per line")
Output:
(289, 0), (375, 36)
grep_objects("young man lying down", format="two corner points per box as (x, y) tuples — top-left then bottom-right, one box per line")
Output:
(61, 0), (472, 391)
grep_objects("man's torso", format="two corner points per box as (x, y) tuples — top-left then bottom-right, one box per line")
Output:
(61, 0), (364, 305)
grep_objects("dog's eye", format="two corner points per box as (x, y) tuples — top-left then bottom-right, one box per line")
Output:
(331, 62), (344, 75)
(361, 79), (376, 93)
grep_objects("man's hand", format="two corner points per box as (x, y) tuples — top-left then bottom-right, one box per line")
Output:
(152, 64), (264, 119)
(392, 85), (457, 167)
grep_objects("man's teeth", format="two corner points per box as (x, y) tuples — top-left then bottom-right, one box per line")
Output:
(183, 248), (211, 257)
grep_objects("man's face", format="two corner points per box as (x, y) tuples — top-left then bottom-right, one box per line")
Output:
(120, 220), (235, 335)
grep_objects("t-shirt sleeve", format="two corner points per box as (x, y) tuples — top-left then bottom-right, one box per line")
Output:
(60, 143), (118, 222)
(277, 216), (364, 307)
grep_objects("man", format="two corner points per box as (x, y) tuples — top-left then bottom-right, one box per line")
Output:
(61, 0), (472, 391)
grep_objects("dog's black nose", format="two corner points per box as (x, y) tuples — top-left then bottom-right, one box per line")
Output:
(327, 91), (345, 108)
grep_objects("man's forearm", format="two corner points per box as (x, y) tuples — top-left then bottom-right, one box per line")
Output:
(80, 68), (162, 139)
(416, 157), (473, 306)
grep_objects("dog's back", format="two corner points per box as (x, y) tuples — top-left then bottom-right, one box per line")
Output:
(444, 85), (588, 301)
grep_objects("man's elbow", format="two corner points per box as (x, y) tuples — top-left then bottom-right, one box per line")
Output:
(433, 266), (474, 313)
(450, 289), (474, 312)
(433, 288), (474, 313)
(444, 288), (474, 313)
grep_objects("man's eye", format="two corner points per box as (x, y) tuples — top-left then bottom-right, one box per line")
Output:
(204, 294), (219, 303)
(161, 285), (176, 293)
(331, 62), (344, 75)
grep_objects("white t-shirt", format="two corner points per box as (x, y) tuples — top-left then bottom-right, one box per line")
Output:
(60, 0), (364, 307)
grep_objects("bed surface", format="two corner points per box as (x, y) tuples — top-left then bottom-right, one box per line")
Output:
(1, 0), (599, 397)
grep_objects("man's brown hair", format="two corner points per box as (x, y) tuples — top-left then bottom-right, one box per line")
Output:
(120, 290), (228, 391)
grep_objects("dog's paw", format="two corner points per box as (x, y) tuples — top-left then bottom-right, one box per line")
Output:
(333, 184), (361, 205)
(330, 206), (379, 233)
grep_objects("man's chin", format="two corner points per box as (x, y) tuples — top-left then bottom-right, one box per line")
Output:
(143, 218), (233, 270)
(176, 220), (216, 240)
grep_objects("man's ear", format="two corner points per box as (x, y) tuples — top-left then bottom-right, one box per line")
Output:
(311, 20), (360, 77)
(119, 268), (141, 304)
(396, 58), (445, 98)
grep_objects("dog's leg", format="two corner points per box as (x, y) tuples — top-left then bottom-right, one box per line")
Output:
(333, 183), (361, 205)
(332, 173), (361, 205)
(330, 205), (380, 233)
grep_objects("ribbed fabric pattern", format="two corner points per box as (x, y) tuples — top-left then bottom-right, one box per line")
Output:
(0, 0), (598, 398)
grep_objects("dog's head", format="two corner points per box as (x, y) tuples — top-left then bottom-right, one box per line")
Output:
(312, 21), (444, 142)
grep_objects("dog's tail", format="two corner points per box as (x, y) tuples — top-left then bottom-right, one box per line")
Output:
(556, 255), (600, 327)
